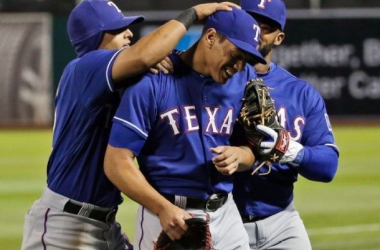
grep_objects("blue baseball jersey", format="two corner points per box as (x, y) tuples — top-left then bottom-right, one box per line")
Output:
(109, 53), (256, 199)
(47, 49), (126, 207)
(233, 62), (339, 216)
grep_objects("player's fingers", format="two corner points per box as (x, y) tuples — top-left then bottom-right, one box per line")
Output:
(212, 151), (234, 165)
(215, 162), (238, 175)
(173, 219), (188, 239)
(156, 63), (170, 74)
(170, 227), (185, 240)
(160, 57), (174, 73)
(210, 146), (224, 155)
(194, 2), (239, 21)
(256, 125), (277, 140)
(260, 141), (274, 153)
(182, 210), (192, 220)
(165, 220), (187, 240)
(218, 2), (240, 10)
(213, 153), (237, 167)
(164, 56), (174, 69)
(149, 68), (159, 74)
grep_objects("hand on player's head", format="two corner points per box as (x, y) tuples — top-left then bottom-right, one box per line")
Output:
(193, 2), (240, 21)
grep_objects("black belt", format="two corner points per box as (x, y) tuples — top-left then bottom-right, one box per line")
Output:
(242, 215), (270, 223)
(63, 200), (117, 223)
(163, 193), (228, 212)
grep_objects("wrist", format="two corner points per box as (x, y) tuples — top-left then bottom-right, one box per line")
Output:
(174, 8), (197, 30)
(291, 147), (305, 167)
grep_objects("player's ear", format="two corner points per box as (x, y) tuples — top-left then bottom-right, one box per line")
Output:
(204, 28), (217, 49)
(274, 31), (285, 46)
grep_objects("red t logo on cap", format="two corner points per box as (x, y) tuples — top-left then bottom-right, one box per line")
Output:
(258, 0), (272, 9)
(108, 1), (122, 13)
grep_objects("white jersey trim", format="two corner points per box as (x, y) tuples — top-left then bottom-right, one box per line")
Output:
(106, 48), (125, 92)
(325, 143), (339, 152)
(114, 116), (148, 138)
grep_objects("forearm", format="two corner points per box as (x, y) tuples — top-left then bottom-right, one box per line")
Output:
(104, 145), (172, 215)
(236, 146), (256, 172)
(127, 20), (187, 65)
(112, 14), (192, 81)
(297, 145), (339, 182)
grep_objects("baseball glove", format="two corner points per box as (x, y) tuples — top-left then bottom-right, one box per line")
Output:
(238, 78), (290, 175)
(154, 217), (214, 250)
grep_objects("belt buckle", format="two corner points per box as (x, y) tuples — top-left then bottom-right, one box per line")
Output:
(205, 194), (220, 212)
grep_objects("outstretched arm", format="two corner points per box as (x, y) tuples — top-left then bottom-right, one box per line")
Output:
(112, 2), (239, 82)
(253, 124), (339, 182)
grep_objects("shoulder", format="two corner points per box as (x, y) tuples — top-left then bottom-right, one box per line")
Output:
(274, 64), (320, 94)
(124, 72), (175, 97)
(76, 49), (122, 68)
(68, 49), (123, 81)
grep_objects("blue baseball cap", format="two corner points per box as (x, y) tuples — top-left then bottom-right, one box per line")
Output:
(67, 0), (144, 57)
(204, 8), (266, 65)
(241, 0), (286, 31)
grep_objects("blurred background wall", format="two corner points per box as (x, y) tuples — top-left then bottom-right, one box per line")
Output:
(0, 0), (380, 126)
(3, 0), (380, 13)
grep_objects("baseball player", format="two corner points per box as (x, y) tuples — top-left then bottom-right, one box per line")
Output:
(104, 8), (267, 250)
(232, 0), (340, 249)
(20, 1), (239, 249)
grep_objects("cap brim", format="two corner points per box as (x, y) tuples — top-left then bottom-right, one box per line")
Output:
(103, 15), (144, 32)
(227, 37), (267, 65)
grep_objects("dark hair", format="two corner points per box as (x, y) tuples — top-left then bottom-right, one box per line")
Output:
(215, 32), (227, 43)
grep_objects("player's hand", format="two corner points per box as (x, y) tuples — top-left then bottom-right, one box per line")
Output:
(193, 2), (240, 21)
(149, 56), (174, 74)
(210, 146), (241, 175)
(256, 125), (304, 166)
(157, 204), (192, 240)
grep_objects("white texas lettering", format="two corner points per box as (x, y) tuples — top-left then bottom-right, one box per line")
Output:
(291, 117), (305, 141)
(160, 106), (234, 136)
(184, 106), (199, 132)
(277, 107), (305, 140)
(160, 108), (180, 135)
(205, 106), (219, 133)
(220, 109), (233, 134)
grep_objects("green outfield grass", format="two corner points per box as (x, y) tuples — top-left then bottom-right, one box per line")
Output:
(0, 126), (379, 250)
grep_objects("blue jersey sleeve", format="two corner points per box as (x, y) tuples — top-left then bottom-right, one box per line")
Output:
(109, 75), (157, 155)
(74, 49), (124, 111)
(297, 85), (339, 181)
(301, 91), (336, 148)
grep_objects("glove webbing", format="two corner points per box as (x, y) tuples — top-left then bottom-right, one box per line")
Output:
(258, 87), (276, 125)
